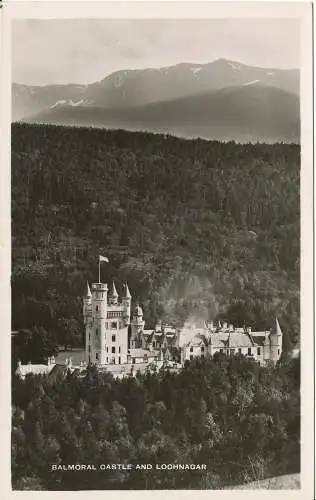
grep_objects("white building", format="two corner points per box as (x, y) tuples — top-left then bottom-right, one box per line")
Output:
(16, 356), (56, 380)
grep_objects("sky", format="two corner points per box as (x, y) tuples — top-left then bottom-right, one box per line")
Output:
(12, 19), (300, 85)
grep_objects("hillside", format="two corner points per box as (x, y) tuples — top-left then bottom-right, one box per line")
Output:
(12, 355), (300, 490)
(229, 473), (300, 490)
(11, 124), (300, 354)
(12, 58), (299, 121)
(26, 85), (299, 144)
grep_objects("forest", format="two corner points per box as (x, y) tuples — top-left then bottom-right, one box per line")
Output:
(12, 353), (300, 490)
(11, 123), (300, 361)
(11, 123), (300, 490)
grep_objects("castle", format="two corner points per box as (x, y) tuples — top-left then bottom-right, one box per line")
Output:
(180, 319), (283, 366)
(83, 279), (283, 372)
(14, 280), (284, 381)
(83, 280), (179, 370)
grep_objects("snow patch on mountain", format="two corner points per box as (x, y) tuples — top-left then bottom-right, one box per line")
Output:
(190, 67), (202, 79)
(242, 80), (260, 86)
(50, 99), (87, 109)
(50, 100), (67, 109)
(228, 62), (241, 70)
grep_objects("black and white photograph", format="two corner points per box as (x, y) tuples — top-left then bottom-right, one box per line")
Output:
(5, 1), (313, 494)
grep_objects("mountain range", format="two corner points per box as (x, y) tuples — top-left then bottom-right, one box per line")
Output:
(12, 58), (300, 143)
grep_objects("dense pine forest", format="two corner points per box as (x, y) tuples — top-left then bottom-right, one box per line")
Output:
(12, 355), (300, 490)
(11, 124), (300, 490)
(12, 123), (300, 359)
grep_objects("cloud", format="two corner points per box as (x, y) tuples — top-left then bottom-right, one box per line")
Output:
(12, 19), (300, 85)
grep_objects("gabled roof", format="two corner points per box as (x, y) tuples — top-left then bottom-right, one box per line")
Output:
(186, 335), (207, 347)
(251, 336), (266, 347)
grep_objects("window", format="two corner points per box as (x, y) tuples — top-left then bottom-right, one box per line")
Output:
(96, 328), (98, 336)
(111, 357), (115, 365)
(230, 349), (235, 355)
(112, 334), (116, 342)
(257, 347), (261, 355)
(248, 348), (252, 355)
(201, 354), (205, 358)
(106, 347), (108, 353)
(190, 355), (193, 361)
(96, 305), (99, 311)
(132, 357), (135, 364)
(105, 322), (108, 328)
(201, 346), (205, 352)
(238, 348), (242, 354)
(278, 349), (280, 355)
(119, 346), (121, 353)
(118, 357), (121, 364)
(89, 332), (91, 340)
(153, 341), (156, 348)
(96, 353), (99, 360)
(190, 347), (193, 353)
(106, 357), (108, 363)
(88, 346), (91, 352)
(111, 321), (117, 329)
(112, 346), (116, 354)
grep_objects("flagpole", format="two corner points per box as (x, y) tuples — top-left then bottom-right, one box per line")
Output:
(98, 258), (101, 283)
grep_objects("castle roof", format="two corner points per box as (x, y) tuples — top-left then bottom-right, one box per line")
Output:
(124, 283), (131, 299)
(84, 281), (92, 298)
(111, 281), (118, 297)
(275, 317), (283, 336)
(186, 335), (207, 348)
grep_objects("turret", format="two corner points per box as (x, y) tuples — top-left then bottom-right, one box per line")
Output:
(91, 282), (108, 364)
(122, 282), (132, 325)
(83, 281), (92, 324)
(109, 281), (119, 305)
(269, 317), (283, 363)
(131, 304), (145, 348)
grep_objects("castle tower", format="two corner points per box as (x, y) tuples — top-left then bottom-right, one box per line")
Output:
(83, 281), (92, 325)
(90, 282), (108, 365)
(269, 317), (283, 364)
(121, 283), (132, 326)
(131, 304), (145, 348)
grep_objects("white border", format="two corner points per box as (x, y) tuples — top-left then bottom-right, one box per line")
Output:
(1, 2), (313, 499)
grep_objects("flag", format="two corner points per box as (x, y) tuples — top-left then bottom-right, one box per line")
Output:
(99, 255), (109, 263)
